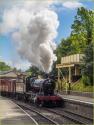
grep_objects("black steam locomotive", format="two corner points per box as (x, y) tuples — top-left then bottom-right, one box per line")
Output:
(25, 76), (63, 107)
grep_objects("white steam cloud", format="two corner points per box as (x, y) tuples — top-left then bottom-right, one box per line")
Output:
(0, 1), (59, 73)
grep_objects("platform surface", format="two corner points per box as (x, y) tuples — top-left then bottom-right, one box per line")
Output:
(0, 96), (35, 125)
(59, 94), (94, 105)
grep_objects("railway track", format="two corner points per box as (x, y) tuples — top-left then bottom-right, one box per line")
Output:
(14, 100), (77, 124)
(13, 100), (84, 124)
(12, 99), (93, 125)
(44, 108), (93, 124)
(14, 100), (60, 125)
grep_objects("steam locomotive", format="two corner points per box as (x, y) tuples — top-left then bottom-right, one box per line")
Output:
(25, 75), (63, 107)
(0, 75), (63, 107)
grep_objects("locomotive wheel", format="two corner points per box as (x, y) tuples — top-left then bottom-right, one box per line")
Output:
(35, 99), (44, 107)
(39, 101), (44, 107)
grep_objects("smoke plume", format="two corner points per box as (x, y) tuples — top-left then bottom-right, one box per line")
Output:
(0, 1), (59, 73)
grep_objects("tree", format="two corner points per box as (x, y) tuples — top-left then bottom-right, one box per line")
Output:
(71, 7), (94, 48)
(71, 7), (94, 85)
(81, 42), (93, 85)
(26, 66), (44, 77)
(0, 61), (11, 71)
(56, 38), (74, 63)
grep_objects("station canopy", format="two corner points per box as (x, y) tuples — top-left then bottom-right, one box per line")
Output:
(0, 70), (17, 79)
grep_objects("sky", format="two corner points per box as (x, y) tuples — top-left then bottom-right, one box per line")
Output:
(0, 0), (94, 71)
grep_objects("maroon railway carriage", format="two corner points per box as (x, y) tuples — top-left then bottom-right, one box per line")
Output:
(0, 78), (16, 97)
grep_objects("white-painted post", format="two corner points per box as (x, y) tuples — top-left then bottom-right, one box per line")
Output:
(75, 66), (77, 75)
(69, 67), (71, 83)
(68, 66), (71, 94)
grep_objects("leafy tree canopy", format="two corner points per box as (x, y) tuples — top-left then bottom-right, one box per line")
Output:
(0, 61), (11, 71)
(81, 42), (93, 85)
(71, 7), (94, 49)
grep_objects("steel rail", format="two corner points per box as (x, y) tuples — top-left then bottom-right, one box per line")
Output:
(44, 108), (93, 124)
(12, 100), (39, 125)
(14, 100), (59, 125)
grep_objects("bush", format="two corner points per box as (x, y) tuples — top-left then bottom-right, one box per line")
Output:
(82, 75), (90, 86)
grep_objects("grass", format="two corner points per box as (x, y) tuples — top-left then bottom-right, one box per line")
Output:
(56, 79), (94, 92)
(71, 80), (94, 92)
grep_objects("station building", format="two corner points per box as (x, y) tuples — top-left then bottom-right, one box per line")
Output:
(0, 70), (26, 93)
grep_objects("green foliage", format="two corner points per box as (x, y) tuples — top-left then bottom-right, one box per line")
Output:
(71, 79), (94, 92)
(71, 7), (94, 85)
(60, 79), (94, 92)
(70, 7), (94, 53)
(0, 61), (11, 71)
(71, 7), (94, 45)
(70, 34), (87, 53)
(56, 7), (94, 62)
(82, 75), (91, 86)
(26, 66), (44, 76)
(56, 38), (74, 63)
(81, 42), (93, 85)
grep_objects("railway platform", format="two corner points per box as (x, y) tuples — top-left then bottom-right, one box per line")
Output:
(0, 96), (37, 125)
(59, 94), (94, 105)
